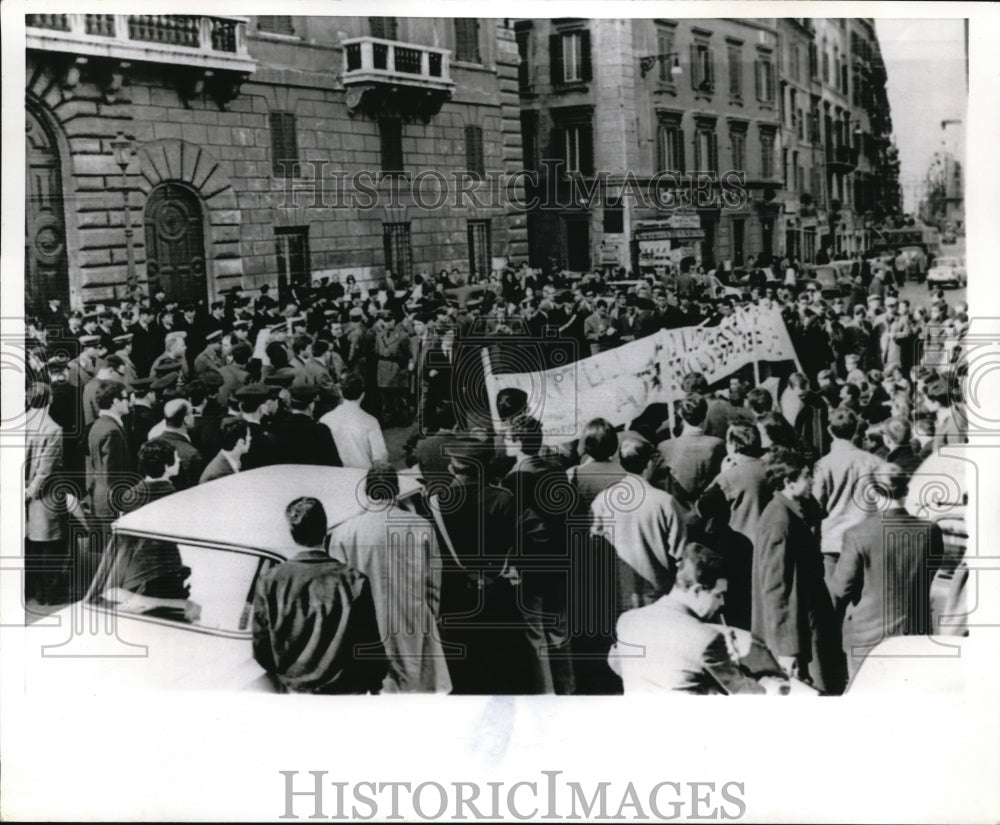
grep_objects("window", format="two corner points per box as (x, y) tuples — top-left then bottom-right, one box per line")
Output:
(655, 115), (685, 173)
(792, 151), (801, 192)
(822, 49), (830, 84)
(731, 218), (745, 267)
(657, 30), (675, 84)
(797, 108), (804, 140)
(465, 125), (485, 177)
(516, 29), (532, 90)
(728, 46), (742, 100)
(841, 62), (849, 95)
(603, 205), (624, 234)
(694, 124), (718, 173)
(467, 219), (491, 280)
(258, 16), (293, 36)
(789, 88), (797, 128)
(790, 45), (800, 82)
(383, 222), (413, 281)
(520, 110), (538, 171)
(454, 19), (480, 63)
(809, 42), (818, 78)
(760, 130), (775, 179)
(691, 43), (714, 93)
(379, 117), (404, 173)
(551, 30), (592, 85)
(275, 227), (311, 290)
(269, 112), (298, 177)
(551, 108), (594, 175)
(730, 129), (746, 171)
(755, 56), (775, 104)
(782, 147), (789, 187)
(369, 17), (397, 39)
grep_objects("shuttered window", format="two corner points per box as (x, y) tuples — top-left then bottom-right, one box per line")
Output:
(467, 219), (491, 279)
(550, 29), (592, 85)
(691, 43), (715, 92)
(455, 18), (480, 63)
(269, 112), (298, 177)
(731, 131), (746, 171)
(755, 57), (775, 103)
(465, 125), (485, 176)
(379, 117), (404, 173)
(728, 46), (742, 100)
(694, 127), (718, 173)
(552, 122), (593, 175)
(258, 16), (294, 35)
(520, 110), (538, 171)
(655, 118), (685, 174)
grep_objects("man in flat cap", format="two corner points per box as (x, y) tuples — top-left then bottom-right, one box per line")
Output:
(269, 385), (341, 466)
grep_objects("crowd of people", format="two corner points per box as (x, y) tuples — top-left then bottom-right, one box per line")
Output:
(22, 250), (969, 694)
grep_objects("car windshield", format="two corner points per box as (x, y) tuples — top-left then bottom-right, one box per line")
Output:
(87, 533), (276, 633)
(935, 257), (959, 268)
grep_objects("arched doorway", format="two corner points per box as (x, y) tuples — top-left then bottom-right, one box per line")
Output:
(25, 108), (70, 314)
(144, 183), (207, 305)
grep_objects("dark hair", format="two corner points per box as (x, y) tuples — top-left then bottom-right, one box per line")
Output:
(312, 339), (330, 358)
(747, 387), (773, 415)
(757, 412), (798, 449)
(507, 413), (543, 456)
(678, 393), (708, 427)
(841, 383), (861, 401)
(341, 372), (365, 401)
(365, 461), (399, 502)
(829, 406), (860, 440)
(726, 422), (761, 456)
(765, 449), (808, 491)
(496, 387), (529, 422)
(220, 419), (250, 451)
(618, 432), (653, 475)
(186, 381), (208, 407)
(266, 342), (289, 369)
(674, 542), (727, 591)
(138, 438), (176, 479)
(104, 354), (125, 373)
(291, 334), (313, 356)
(96, 380), (126, 410)
(285, 497), (328, 547)
(582, 418), (618, 462)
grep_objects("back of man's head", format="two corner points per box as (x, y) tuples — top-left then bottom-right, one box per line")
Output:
(220, 419), (250, 451)
(883, 416), (912, 447)
(674, 542), (726, 593)
(678, 393), (708, 427)
(508, 413), (543, 456)
(726, 422), (761, 456)
(96, 380), (126, 411)
(747, 387), (773, 415)
(285, 496), (328, 547)
(829, 406), (859, 440)
(138, 438), (176, 480)
(618, 432), (653, 475)
(341, 372), (365, 401)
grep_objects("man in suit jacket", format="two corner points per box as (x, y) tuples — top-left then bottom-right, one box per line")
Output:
(120, 438), (180, 514)
(269, 386), (340, 466)
(830, 466), (943, 683)
(200, 419), (252, 484)
(611, 542), (767, 694)
(128, 306), (162, 379)
(87, 381), (132, 520)
(651, 394), (726, 506)
(155, 399), (205, 491)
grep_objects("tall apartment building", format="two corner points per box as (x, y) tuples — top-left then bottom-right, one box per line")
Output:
(25, 14), (526, 313)
(516, 16), (895, 274)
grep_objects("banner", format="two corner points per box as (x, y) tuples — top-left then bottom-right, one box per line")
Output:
(483, 303), (798, 444)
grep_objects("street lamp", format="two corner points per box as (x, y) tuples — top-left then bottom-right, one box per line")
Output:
(110, 131), (137, 296)
(639, 51), (683, 80)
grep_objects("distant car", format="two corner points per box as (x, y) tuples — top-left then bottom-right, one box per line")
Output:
(897, 245), (928, 281)
(926, 256), (967, 289)
(801, 262), (853, 297)
(24, 465), (425, 691)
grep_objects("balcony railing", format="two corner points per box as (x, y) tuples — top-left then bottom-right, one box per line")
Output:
(341, 36), (453, 92)
(26, 14), (256, 74)
(827, 144), (858, 170)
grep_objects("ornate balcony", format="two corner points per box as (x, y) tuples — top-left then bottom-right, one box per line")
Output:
(26, 14), (256, 106)
(341, 36), (454, 122)
(826, 144), (858, 172)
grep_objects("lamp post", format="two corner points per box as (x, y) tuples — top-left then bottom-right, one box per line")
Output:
(110, 131), (137, 296)
(639, 51), (683, 80)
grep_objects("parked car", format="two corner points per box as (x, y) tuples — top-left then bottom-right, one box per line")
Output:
(926, 256), (967, 290)
(24, 465), (425, 691)
(801, 261), (853, 297)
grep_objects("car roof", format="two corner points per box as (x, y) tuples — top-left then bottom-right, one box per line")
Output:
(114, 465), (424, 556)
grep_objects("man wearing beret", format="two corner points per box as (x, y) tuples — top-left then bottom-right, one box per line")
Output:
(269, 385), (341, 466)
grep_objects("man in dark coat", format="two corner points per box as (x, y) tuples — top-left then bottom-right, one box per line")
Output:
(128, 305), (162, 379)
(87, 381), (132, 520)
(252, 497), (386, 694)
(269, 386), (340, 466)
(235, 384), (279, 470)
(651, 394), (726, 507)
(120, 439), (180, 514)
(830, 466), (943, 683)
(155, 399), (205, 491)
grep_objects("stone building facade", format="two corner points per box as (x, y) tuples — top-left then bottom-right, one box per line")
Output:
(25, 14), (527, 313)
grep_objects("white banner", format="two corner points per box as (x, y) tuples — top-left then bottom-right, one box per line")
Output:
(484, 303), (798, 443)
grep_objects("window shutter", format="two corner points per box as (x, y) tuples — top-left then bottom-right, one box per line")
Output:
(580, 30), (592, 82)
(550, 34), (563, 85)
(708, 49), (715, 90)
(259, 16), (293, 35)
(677, 127), (685, 174)
(710, 132), (718, 173)
(754, 59), (761, 101)
(270, 112), (298, 177)
(694, 131), (701, 169)
(690, 43), (699, 89)
(465, 125), (484, 176)
(551, 126), (566, 170)
(578, 123), (594, 175)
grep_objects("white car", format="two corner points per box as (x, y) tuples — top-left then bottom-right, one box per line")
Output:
(926, 256), (967, 289)
(23, 465), (424, 691)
